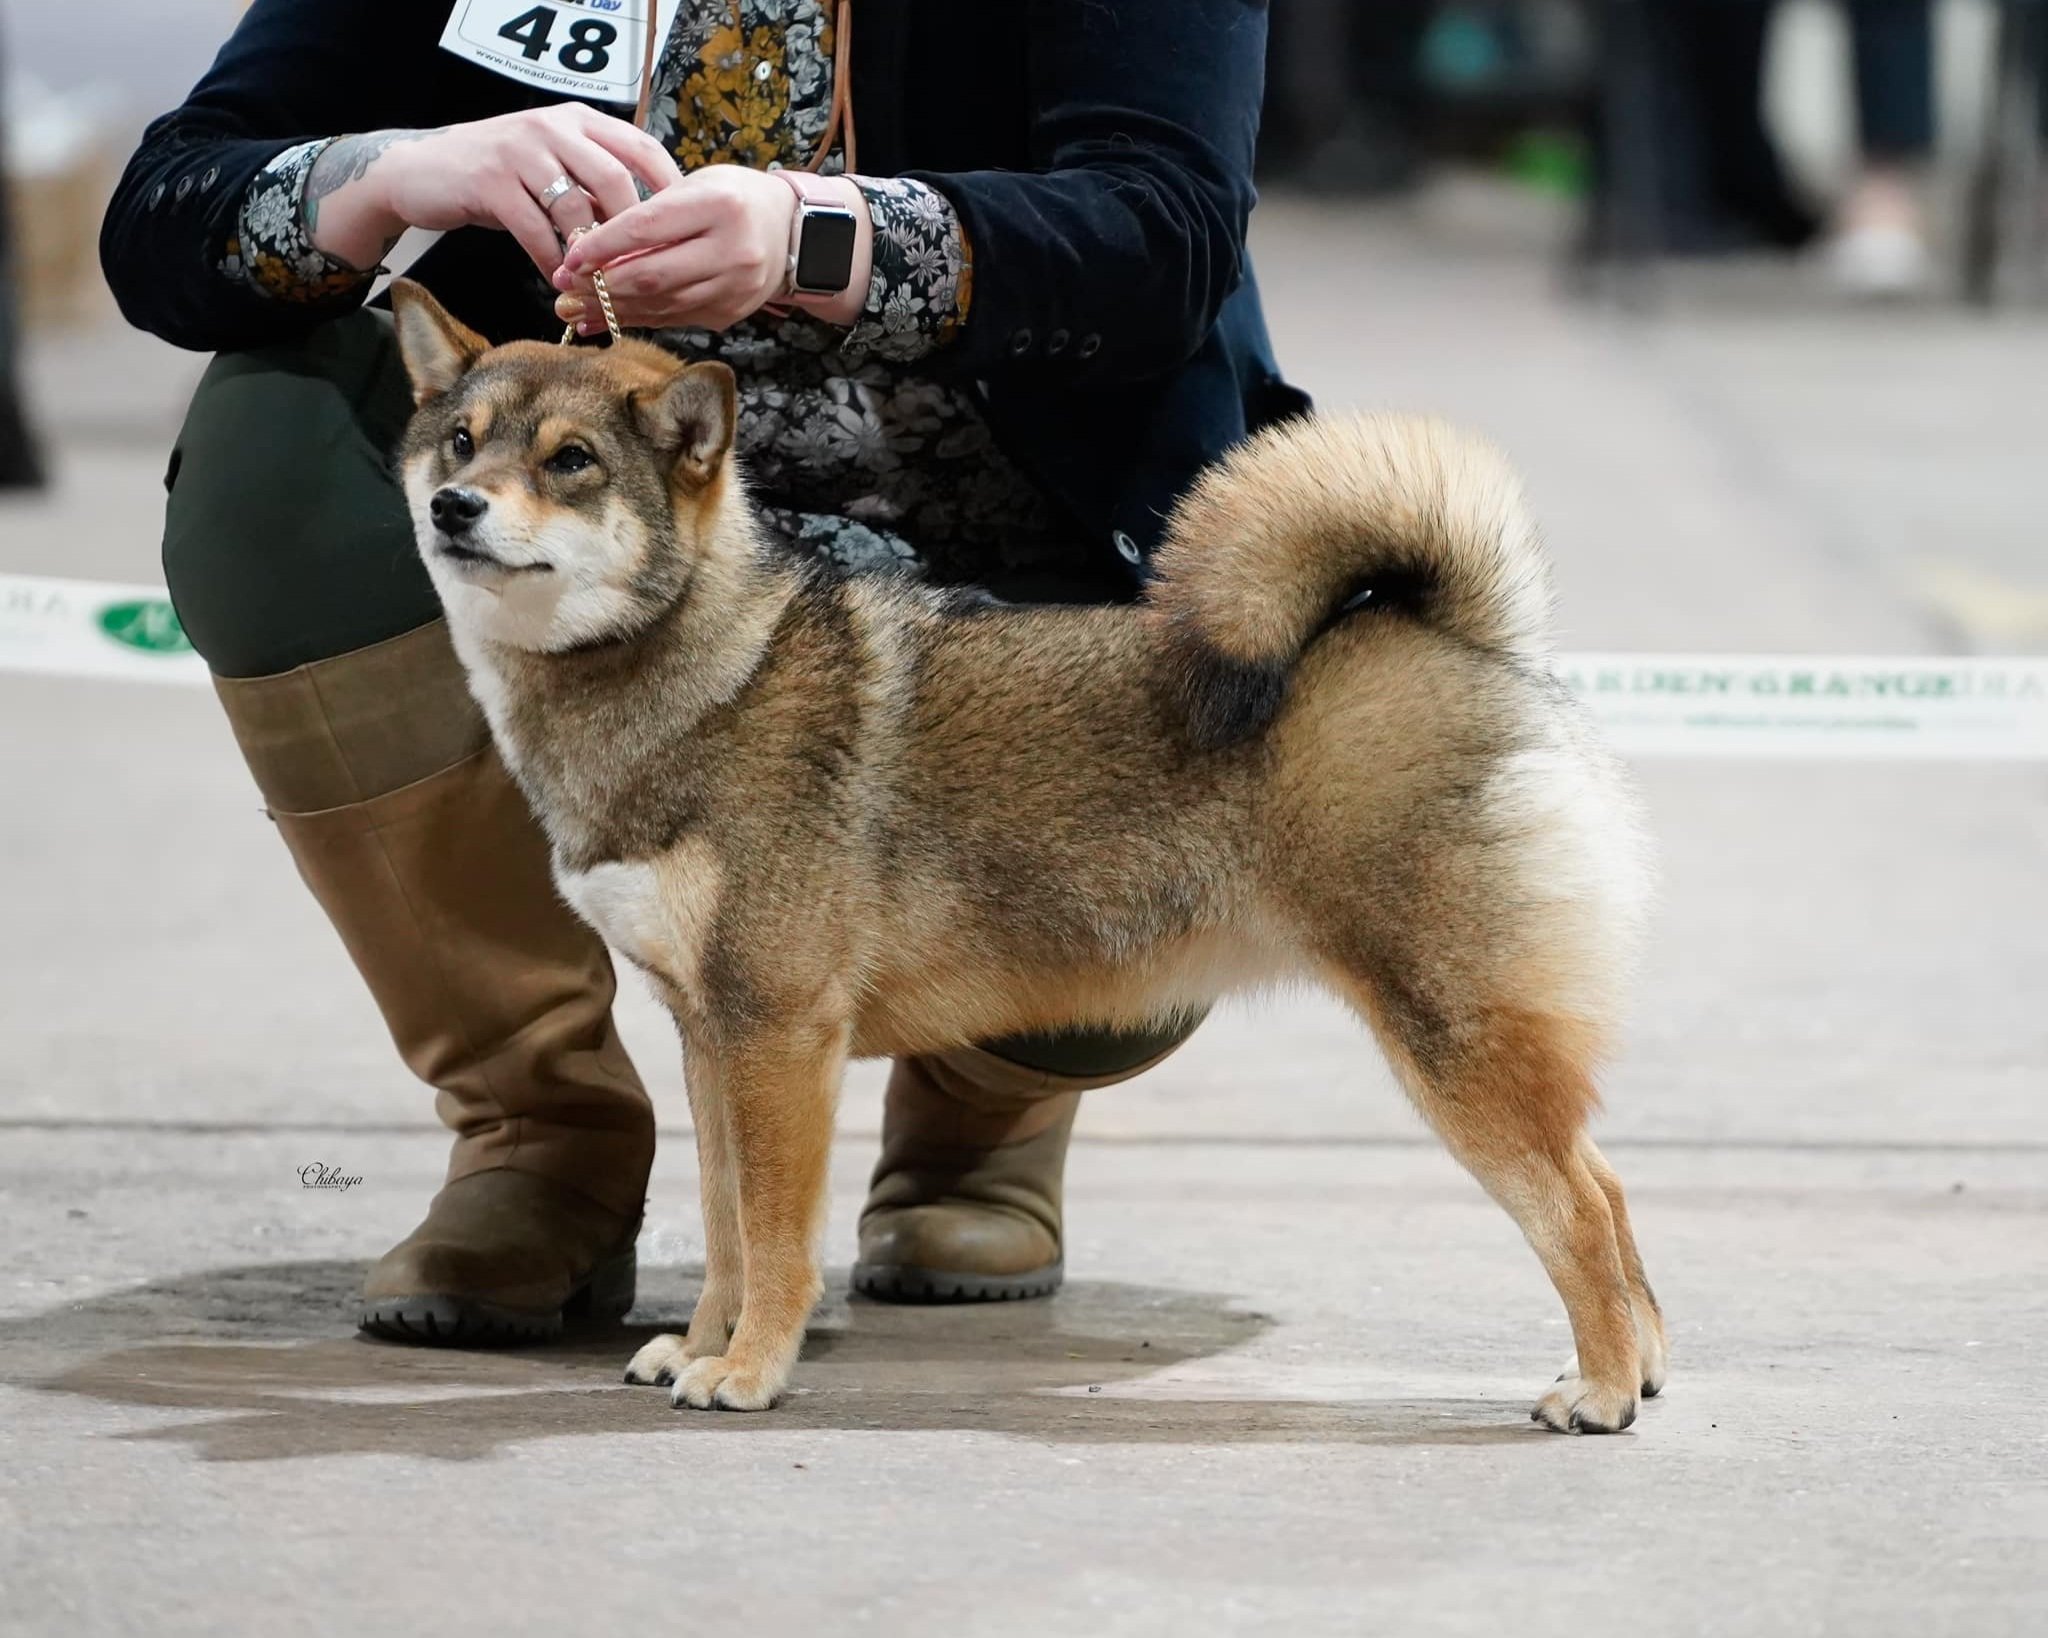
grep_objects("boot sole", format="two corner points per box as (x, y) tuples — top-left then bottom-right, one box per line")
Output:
(850, 1259), (1063, 1304)
(358, 1246), (637, 1348)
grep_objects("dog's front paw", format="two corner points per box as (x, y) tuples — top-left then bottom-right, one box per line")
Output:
(1532, 1377), (1637, 1435)
(623, 1333), (691, 1386)
(671, 1354), (782, 1413)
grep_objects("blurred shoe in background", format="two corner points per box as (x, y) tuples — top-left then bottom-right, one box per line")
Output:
(1821, 1), (1937, 296)
(1824, 168), (1935, 295)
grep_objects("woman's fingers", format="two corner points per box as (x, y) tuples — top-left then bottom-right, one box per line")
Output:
(518, 139), (795, 330)
(582, 240), (769, 329)
(598, 238), (732, 301)
(507, 137), (641, 268)
(589, 282), (727, 333)
(557, 189), (708, 277)
(557, 243), (725, 328)
(602, 272), (758, 333)
(490, 176), (572, 279)
(554, 134), (642, 225)
(523, 160), (598, 243)
(485, 106), (681, 274)
(573, 106), (684, 195)
(553, 242), (655, 311)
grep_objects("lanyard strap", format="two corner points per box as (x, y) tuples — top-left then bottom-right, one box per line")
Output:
(805, 0), (857, 174)
(632, 3), (660, 129)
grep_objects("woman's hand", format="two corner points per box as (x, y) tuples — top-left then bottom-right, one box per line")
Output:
(303, 106), (683, 277)
(553, 166), (868, 333)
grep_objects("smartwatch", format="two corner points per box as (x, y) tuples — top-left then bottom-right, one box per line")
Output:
(772, 170), (859, 299)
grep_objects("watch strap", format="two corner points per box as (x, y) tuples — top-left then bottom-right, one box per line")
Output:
(772, 168), (841, 209)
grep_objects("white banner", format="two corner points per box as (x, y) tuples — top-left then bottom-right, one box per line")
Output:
(1558, 652), (2048, 762)
(1, 572), (209, 688)
(3, 574), (2044, 760)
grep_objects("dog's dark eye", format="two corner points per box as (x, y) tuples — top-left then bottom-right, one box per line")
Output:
(450, 427), (474, 460)
(547, 444), (595, 475)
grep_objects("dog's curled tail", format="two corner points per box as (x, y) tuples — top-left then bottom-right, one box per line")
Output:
(1146, 413), (1553, 748)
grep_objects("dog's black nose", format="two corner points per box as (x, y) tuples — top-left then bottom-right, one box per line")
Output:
(431, 486), (488, 535)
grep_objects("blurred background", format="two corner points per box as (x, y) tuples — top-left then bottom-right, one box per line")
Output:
(1, 0), (2043, 1151)
(1, 1), (2042, 1124)
(1, 11), (2043, 1627)
(0, 0), (2042, 644)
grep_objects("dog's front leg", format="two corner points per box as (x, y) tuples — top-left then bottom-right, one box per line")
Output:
(623, 1032), (744, 1390)
(668, 1018), (847, 1412)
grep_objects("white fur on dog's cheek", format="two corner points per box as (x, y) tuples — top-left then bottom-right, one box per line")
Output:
(516, 500), (665, 653)
(413, 516), (610, 653)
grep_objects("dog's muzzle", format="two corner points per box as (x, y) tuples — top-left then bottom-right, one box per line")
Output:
(429, 487), (552, 576)
(431, 486), (489, 536)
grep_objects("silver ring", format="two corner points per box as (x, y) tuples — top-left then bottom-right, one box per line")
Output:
(535, 174), (578, 211)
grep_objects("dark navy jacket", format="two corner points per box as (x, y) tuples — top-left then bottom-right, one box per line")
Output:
(101, 0), (1307, 581)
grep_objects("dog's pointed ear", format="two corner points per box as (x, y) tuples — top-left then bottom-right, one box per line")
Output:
(390, 279), (488, 405)
(631, 362), (737, 489)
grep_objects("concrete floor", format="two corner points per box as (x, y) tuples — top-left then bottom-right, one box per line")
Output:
(2, 196), (2045, 1636)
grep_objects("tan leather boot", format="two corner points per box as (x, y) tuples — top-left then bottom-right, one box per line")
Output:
(213, 620), (654, 1345)
(357, 1171), (638, 1344)
(854, 1036), (1184, 1303)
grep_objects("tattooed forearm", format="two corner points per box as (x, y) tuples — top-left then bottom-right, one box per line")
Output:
(303, 128), (441, 232)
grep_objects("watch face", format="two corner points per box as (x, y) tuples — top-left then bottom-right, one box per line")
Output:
(794, 208), (859, 294)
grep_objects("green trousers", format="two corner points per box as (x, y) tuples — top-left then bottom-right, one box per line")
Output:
(162, 310), (1200, 1076)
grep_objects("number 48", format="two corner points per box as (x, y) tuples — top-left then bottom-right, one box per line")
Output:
(498, 5), (619, 74)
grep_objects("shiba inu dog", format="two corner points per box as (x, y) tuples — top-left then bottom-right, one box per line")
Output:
(389, 278), (1666, 1430)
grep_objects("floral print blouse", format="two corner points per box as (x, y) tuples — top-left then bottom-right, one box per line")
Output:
(222, 0), (1054, 582)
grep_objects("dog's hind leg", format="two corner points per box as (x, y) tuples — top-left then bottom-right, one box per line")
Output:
(668, 1018), (847, 1413)
(1339, 975), (1645, 1433)
(1573, 1134), (1668, 1397)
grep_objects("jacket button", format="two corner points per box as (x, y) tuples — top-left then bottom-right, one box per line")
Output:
(1076, 334), (1102, 359)
(1047, 329), (1070, 356)
(1008, 328), (1033, 356)
(1113, 530), (1142, 565)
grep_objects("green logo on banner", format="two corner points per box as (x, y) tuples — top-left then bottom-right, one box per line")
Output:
(96, 599), (192, 656)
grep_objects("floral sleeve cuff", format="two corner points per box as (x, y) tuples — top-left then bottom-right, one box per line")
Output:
(840, 176), (973, 363)
(221, 139), (380, 304)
